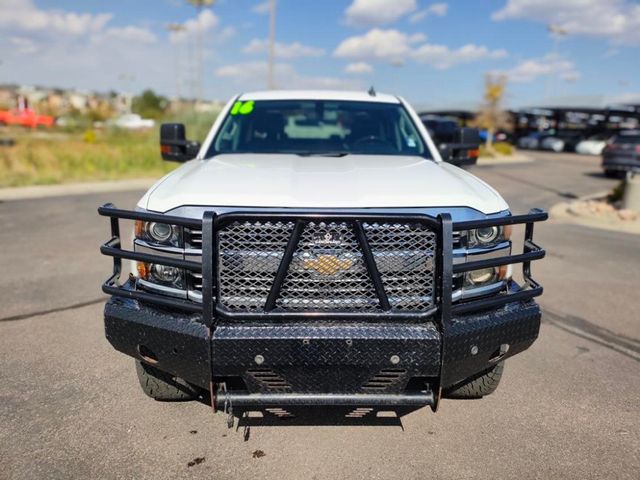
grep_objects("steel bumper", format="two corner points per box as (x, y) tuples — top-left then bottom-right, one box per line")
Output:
(104, 295), (541, 406)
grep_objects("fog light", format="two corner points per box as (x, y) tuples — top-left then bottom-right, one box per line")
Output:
(466, 267), (497, 286)
(151, 264), (181, 283)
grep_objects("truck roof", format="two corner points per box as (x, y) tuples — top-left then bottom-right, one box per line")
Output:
(238, 90), (400, 104)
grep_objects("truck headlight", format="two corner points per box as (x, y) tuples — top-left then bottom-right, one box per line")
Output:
(468, 225), (511, 248)
(135, 220), (182, 247)
(148, 222), (173, 242)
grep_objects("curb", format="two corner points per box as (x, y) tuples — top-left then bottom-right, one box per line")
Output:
(550, 193), (640, 236)
(477, 154), (533, 166)
(0, 178), (156, 201)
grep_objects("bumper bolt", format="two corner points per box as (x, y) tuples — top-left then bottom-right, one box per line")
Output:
(390, 355), (400, 365)
(470, 346), (478, 355)
(254, 355), (265, 365)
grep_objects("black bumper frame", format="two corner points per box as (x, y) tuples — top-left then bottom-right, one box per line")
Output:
(99, 204), (547, 409)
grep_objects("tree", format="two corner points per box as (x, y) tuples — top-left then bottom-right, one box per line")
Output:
(476, 74), (510, 151)
(132, 89), (169, 119)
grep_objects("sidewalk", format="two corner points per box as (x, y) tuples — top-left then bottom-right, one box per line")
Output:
(0, 178), (157, 201)
(477, 152), (533, 166)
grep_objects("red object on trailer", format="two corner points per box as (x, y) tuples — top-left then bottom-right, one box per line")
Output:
(0, 108), (55, 128)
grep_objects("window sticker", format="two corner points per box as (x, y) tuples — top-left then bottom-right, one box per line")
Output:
(230, 100), (255, 115)
(407, 137), (416, 147)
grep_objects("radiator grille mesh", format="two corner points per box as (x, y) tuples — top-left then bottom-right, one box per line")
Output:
(216, 220), (436, 313)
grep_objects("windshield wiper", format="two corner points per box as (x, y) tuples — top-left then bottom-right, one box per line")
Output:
(295, 152), (350, 157)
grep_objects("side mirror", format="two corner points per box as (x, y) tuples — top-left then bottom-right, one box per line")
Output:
(438, 143), (452, 160)
(160, 123), (201, 162)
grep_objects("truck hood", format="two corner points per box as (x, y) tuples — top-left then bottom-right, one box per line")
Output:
(141, 154), (508, 214)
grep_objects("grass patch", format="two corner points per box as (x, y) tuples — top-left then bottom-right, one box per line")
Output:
(0, 111), (219, 188)
(479, 142), (514, 158)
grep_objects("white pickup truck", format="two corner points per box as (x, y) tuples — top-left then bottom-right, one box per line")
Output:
(99, 90), (546, 422)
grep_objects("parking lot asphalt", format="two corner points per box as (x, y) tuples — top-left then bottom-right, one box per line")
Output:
(1, 151), (638, 480)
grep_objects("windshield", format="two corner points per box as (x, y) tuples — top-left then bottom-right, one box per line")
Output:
(207, 100), (429, 157)
(613, 134), (640, 145)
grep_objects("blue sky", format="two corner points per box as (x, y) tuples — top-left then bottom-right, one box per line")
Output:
(0, 0), (639, 109)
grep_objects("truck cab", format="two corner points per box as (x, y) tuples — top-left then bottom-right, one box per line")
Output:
(99, 90), (546, 421)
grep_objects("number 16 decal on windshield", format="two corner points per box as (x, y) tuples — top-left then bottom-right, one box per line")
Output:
(230, 101), (255, 115)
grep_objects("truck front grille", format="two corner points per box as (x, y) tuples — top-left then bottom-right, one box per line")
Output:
(215, 220), (437, 313)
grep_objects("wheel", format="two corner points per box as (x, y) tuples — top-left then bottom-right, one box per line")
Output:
(604, 169), (620, 178)
(135, 361), (198, 401)
(444, 362), (504, 399)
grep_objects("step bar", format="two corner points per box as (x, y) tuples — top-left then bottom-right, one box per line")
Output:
(214, 391), (435, 408)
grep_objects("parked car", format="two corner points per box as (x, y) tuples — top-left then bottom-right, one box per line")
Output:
(0, 108), (55, 128)
(540, 132), (583, 153)
(113, 113), (155, 130)
(420, 115), (480, 166)
(540, 135), (564, 152)
(575, 133), (612, 155)
(602, 130), (640, 177)
(517, 132), (553, 150)
(98, 90), (546, 421)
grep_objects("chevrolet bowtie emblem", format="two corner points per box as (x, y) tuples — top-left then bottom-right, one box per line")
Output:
(302, 255), (354, 276)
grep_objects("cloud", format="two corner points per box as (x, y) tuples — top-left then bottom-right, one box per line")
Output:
(492, 0), (640, 46)
(335, 29), (506, 70)
(0, 2), (235, 100)
(252, 1), (271, 15)
(218, 26), (237, 42)
(344, 0), (417, 26)
(215, 61), (362, 90)
(608, 92), (640, 104)
(409, 3), (448, 23)
(334, 29), (425, 62)
(495, 54), (579, 83)
(242, 38), (325, 58)
(9, 37), (38, 54)
(97, 26), (157, 44)
(412, 43), (507, 69)
(169, 9), (219, 44)
(0, 0), (112, 36)
(344, 62), (374, 74)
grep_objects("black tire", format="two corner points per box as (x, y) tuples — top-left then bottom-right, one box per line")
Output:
(444, 362), (504, 399)
(135, 361), (198, 401)
(604, 169), (621, 178)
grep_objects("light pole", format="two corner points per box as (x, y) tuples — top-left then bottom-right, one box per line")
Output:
(187, 0), (215, 106)
(268, 0), (277, 89)
(166, 23), (186, 103)
(545, 24), (568, 102)
(119, 73), (135, 113)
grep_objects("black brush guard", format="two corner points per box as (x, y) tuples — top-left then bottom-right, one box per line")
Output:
(99, 204), (547, 410)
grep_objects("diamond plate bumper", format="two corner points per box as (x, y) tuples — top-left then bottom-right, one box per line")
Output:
(104, 295), (541, 403)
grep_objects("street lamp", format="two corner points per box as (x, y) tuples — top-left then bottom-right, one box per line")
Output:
(166, 23), (186, 102)
(268, 0), (277, 89)
(119, 73), (135, 113)
(186, 0), (215, 106)
(545, 24), (569, 102)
